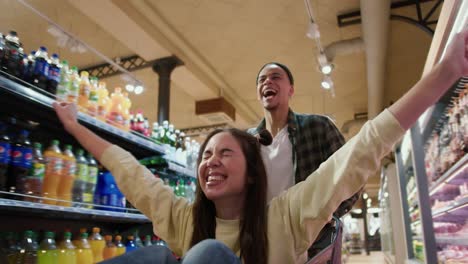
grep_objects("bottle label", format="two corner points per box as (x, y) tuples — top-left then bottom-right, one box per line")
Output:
(45, 155), (63, 175)
(0, 142), (11, 164)
(62, 160), (77, 177)
(76, 163), (88, 181)
(87, 166), (98, 184)
(34, 58), (49, 78)
(28, 162), (45, 179)
(89, 91), (99, 103)
(48, 66), (61, 82)
(11, 146), (33, 169)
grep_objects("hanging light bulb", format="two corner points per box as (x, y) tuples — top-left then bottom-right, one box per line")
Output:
(134, 85), (144, 95)
(321, 75), (333, 90)
(318, 52), (334, 74)
(125, 84), (135, 92)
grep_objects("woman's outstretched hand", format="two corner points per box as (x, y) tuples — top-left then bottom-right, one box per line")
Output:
(52, 101), (79, 135)
(440, 28), (468, 78)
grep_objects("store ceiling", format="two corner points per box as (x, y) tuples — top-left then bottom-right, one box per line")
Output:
(0, 0), (441, 205)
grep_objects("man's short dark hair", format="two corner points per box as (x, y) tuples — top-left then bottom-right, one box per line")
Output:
(256, 62), (294, 85)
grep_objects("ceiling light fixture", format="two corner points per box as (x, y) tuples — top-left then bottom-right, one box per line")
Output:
(134, 85), (144, 95)
(306, 19), (320, 40)
(321, 75), (333, 90)
(125, 84), (135, 92)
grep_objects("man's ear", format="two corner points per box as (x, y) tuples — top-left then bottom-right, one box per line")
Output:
(289, 85), (294, 97)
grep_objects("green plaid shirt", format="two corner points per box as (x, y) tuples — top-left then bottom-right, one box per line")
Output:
(248, 108), (360, 217)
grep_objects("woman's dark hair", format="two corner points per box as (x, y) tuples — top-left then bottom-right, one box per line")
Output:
(190, 128), (268, 264)
(256, 62), (294, 85)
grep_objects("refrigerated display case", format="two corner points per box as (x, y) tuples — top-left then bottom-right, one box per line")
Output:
(0, 0), (195, 238)
(389, 0), (468, 263)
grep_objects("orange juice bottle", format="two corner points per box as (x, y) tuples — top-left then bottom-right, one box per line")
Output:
(57, 145), (76, 207)
(58, 231), (77, 264)
(107, 87), (124, 127)
(77, 71), (91, 112)
(89, 227), (105, 263)
(102, 235), (116, 260)
(37, 231), (59, 264)
(75, 232), (93, 264)
(87, 77), (99, 117)
(114, 235), (126, 256)
(96, 82), (109, 122)
(42, 140), (63, 205)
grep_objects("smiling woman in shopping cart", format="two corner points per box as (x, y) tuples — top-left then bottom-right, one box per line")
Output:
(52, 29), (468, 264)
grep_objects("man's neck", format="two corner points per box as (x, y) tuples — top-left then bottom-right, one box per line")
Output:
(264, 107), (289, 138)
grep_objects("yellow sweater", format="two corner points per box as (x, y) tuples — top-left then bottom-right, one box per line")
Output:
(100, 109), (405, 264)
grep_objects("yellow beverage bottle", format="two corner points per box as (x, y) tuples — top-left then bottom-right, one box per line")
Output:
(37, 231), (59, 264)
(114, 235), (126, 256)
(96, 81), (109, 122)
(67, 66), (80, 104)
(77, 71), (90, 112)
(42, 140), (63, 205)
(76, 232), (93, 264)
(58, 231), (77, 264)
(102, 235), (116, 260)
(121, 92), (132, 131)
(72, 228), (87, 247)
(87, 77), (99, 117)
(89, 227), (105, 263)
(57, 145), (76, 207)
(107, 87), (124, 127)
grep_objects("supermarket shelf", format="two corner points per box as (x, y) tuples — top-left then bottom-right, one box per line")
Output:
(0, 73), (166, 157)
(429, 154), (468, 196)
(408, 187), (417, 203)
(432, 196), (468, 219)
(0, 197), (150, 224)
(436, 236), (468, 246)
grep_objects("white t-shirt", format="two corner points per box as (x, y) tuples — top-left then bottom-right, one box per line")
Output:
(260, 126), (294, 202)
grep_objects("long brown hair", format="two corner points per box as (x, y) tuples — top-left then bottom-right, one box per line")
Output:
(190, 128), (268, 264)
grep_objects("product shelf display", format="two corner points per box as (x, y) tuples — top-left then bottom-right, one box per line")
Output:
(0, 1), (196, 261)
(381, 1), (468, 263)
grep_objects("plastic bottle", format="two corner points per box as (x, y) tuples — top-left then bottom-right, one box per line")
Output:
(96, 82), (109, 122)
(75, 232), (93, 264)
(133, 230), (144, 248)
(10, 130), (33, 196)
(72, 149), (88, 206)
(23, 51), (35, 84)
(102, 235), (116, 260)
(4, 232), (20, 263)
(72, 228), (87, 247)
(57, 144), (76, 207)
(83, 154), (98, 208)
(37, 231), (59, 264)
(67, 66), (80, 104)
(125, 235), (137, 253)
(87, 77), (99, 117)
(107, 87), (124, 127)
(58, 231), (76, 264)
(88, 227), (104, 263)
(32, 46), (49, 91)
(42, 140), (63, 205)
(23, 142), (45, 203)
(143, 235), (152, 247)
(121, 92), (132, 131)
(2, 31), (24, 78)
(55, 60), (70, 101)
(0, 122), (11, 192)
(77, 71), (90, 112)
(17, 230), (38, 264)
(47, 53), (61, 95)
(114, 235), (125, 256)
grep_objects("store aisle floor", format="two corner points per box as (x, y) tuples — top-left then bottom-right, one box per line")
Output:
(346, 251), (385, 264)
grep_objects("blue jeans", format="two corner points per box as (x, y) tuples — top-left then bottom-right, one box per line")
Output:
(99, 239), (241, 264)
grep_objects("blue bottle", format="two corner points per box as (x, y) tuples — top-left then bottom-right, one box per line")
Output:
(47, 53), (61, 95)
(32, 46), (49, 90)
(0, 122), (11, 192)
(9, 129), (33, 196)
(125, 235), (137, 253)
